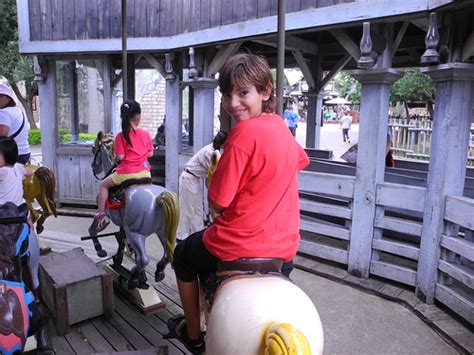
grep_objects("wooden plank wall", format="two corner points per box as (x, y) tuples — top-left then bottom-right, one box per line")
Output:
(28, 0), (355, 41)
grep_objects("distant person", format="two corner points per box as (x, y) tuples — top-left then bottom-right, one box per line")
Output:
(284, 106), (299, 136)
(340, 109), (353, 143)
(386, 132), (395, 168)
(177, 131), (227, 240)
(0, 84), (31, 164)
(0, 137), (34, 217)
(323, 106), (331, 123)
(154, 117), (166, 147)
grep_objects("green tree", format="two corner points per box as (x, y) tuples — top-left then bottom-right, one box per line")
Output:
(390, 69), (435, 118)
(331, 72), (361, 104)
(0, 0), (37, 129)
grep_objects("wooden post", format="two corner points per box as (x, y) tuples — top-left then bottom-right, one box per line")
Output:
(36, 59), (58, 172)
(348, 68), (401, 278)
(102, 56), (113, 134)
(69, 61), (79, 141)
(164, 56), (181, 193)
(304, 92), (323, 149)
(188, 78), (218, 153)
(416, 63), (474, 303)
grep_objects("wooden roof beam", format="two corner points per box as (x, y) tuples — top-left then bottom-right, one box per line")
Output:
(143, 53), (166, 77)
(319, 53), (352, 90)
(291, 50), (316, 90)
(329, 29), (361, 61)
(392, 21), (410, 58)
(207, 42), (242, 76)
(252, 35), (318, 55)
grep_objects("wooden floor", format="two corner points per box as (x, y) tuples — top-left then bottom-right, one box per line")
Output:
(41, 265), (191, 355)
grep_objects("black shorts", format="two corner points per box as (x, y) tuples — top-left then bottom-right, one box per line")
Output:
(173, 229), (220, 282)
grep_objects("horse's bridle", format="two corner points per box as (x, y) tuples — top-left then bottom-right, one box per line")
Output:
(91, 144), (116, 180)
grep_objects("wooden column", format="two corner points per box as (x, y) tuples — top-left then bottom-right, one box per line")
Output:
(102, 56), (113, 134)
(416, 63), (474, 303)
(125, 54), (135, 101)
(68, 61), (79, 141)
(164, 67), (181, 193)
(37, 59), (58, 171)
(348, 68), (401, 278)
(305, 91), (323, 149)
(188, 78), (218, 153)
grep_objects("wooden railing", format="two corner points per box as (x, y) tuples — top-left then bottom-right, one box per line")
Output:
(388, 116), (474, 165)
(298, 168), (473, 324)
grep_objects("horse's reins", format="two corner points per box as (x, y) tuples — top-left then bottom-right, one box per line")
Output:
(92, 144), (116, 180)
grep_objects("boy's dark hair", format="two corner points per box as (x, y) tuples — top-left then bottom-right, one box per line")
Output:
(218, 53), (276, 113)
(212, 131), (228, 150)
(120, 100), (141, 146)
(0, 136), (19, 165)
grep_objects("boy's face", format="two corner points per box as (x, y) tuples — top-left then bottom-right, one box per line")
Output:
(222, 84), (270, 122)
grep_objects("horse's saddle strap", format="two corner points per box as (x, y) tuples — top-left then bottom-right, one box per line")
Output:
(217, 258), (283, 273)
(118, 177), (152, 189)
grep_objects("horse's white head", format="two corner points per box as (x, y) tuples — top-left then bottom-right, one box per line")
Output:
(205, 276), (324, 355)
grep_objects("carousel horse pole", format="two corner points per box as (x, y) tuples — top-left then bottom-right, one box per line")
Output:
(23, 164), (57, 235)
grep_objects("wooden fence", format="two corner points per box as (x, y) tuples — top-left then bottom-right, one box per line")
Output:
(388, 116), (474, 166)
(298, 167), (473, 324)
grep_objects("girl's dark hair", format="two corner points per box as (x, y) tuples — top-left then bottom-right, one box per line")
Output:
(120, 100), (141, 146)
(212, 131), (228, 150)
(0, 136), (18, 165)
(218, 53), (276, 113)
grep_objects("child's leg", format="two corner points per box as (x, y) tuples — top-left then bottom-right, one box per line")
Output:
(97, 175), (116, 213)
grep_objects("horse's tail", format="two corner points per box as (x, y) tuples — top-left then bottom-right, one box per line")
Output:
(34, 167), (57, 217)
(263, 322), (312, 355)
(157, 191), (179, 265)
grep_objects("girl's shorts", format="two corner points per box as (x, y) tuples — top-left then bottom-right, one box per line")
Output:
(111, 170), (151, 185)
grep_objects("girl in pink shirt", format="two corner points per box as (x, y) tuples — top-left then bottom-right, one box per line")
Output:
(88, 100), (154, 236)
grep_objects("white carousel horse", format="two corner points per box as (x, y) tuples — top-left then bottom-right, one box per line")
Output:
(198, 260), (324, 355)
(89, 132), (179, 289)
(0, 202), (52, 354)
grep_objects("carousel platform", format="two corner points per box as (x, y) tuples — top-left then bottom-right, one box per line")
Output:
(33, 215), (472, 355)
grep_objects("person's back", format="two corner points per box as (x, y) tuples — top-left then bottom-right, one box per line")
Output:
(205, 114), (305, 260)
(115, 129), (152, 174)
(341, 114), (352, 128)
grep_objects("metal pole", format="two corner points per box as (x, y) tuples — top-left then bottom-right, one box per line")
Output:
(121, 0), (128, 100)
(276, 0), (286, 116)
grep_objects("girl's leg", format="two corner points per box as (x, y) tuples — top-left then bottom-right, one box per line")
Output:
(97, 176), (116, 213)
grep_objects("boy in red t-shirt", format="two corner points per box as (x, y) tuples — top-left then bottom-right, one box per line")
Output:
(169, 53), (309, 353)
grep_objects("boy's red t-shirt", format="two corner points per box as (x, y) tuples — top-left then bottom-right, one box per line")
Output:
(114, 128), (153, 174)
(203, 113), (309, 262)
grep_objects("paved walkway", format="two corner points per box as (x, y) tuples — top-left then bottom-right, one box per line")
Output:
(38, 215), (470, 355)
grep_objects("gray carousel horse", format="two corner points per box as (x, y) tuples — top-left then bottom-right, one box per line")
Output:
(0, 202), (52, 354)
(88, 132), (179, 289)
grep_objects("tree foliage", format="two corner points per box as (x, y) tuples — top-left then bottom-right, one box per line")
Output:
(331, 72), (361, 104)
(391, 69), (435, 104)
(0, 0), (37, 128)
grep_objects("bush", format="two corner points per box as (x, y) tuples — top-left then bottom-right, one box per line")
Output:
(28, 129), (41, 145)
(28, 129), (98, 145)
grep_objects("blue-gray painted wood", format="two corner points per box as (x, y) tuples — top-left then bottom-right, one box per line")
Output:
(102, 57), (113, 134)
(134, 0), (147, 37)
(416, 63), (474, 303)
(146, 0), (160, 37)
(40, 0), (53, 40)
(51, 0), (64, 41)
(210, 0), (222, 28)
(86, 1), (99, 39)
(165, 69), (181, 193)
(98, 0), (111, 39)
(74, 0), (87, 39)
(305, 92), (318, 148)
(347, 68), (401, 278)
(200, 0), (211, 30)
(37, 59), (58, 173)
(188, 78), (218, 154)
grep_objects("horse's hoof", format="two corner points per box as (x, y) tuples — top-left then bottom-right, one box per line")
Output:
(96, 249), (107, 258)
(36, 225), (44, 234)
(155, 271), (165, 282)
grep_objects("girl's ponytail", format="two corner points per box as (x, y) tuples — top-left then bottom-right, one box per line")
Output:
(120, 100), (141, 146)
